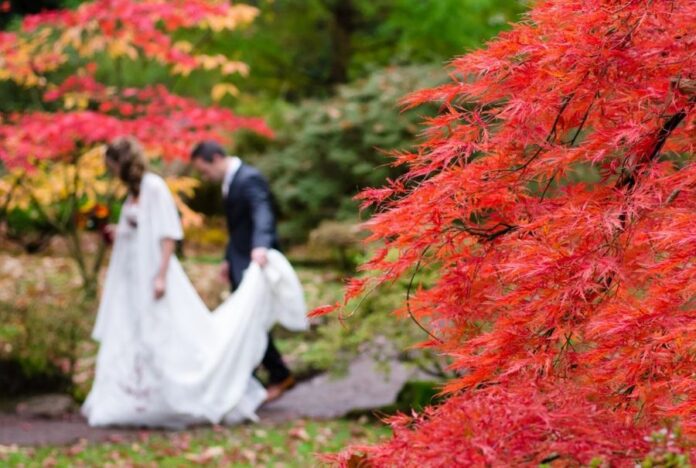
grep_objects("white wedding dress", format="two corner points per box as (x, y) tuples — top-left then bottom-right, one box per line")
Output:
(81, 173), (308, 428)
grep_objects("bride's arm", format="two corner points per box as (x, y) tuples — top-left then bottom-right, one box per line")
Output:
(148, 174), (184, 300)
(154, 238), (176, 299)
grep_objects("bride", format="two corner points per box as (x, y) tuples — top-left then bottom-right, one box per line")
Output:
(82, 137), (307, 428)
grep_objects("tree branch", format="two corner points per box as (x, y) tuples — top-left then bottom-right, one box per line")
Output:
(452, 220), (518, 242)
(406, 246), (443, 344)
(616, 107), (690, 191)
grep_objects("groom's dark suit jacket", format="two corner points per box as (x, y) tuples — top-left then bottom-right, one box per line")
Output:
(223, 162), (290, 385)
(224, 163), (280, 288)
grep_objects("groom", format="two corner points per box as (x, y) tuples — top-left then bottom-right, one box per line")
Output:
(191, 140), (295, 402)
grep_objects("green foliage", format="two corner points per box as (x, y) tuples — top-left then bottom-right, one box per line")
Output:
(205, 0), (341, 100)
(251, 64), (446, 244)
(353, 0), (526, 69)
(402, 0), (525, 61)
(375, 380), (443, 415)
(637, 429), (691, 468)
(0, 261), (94, 397)
(278, 258), (447, 380)
(221, 0), (525, 99)
(305, 220), (367, 271)
(1, 208), (56, 253)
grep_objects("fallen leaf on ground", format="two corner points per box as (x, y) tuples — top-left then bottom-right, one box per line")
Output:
(184, 446), (225, 463)
(289, 426), (311, 442)
(241, 448), (257, 463)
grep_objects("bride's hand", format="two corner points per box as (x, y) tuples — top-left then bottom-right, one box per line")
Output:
(219, 261), (230, 282)
(154, 275), (166, 300)
(102, 224), (118, 244)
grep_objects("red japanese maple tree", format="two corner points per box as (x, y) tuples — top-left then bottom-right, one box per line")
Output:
(318, 0), (695, 464)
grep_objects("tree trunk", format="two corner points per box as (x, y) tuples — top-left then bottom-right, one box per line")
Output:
(325, 0), (357, 85)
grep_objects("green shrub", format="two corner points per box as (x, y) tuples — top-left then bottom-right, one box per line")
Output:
(0, 260), (95, 398)
(277, 258), (449, 380)
(252, 64), (446, 244)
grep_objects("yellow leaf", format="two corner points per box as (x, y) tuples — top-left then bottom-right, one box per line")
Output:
(204, 5), (259, 32)
(221, 60), (249, 76)
(211, 83), (239, 101)
(165, 176), (203, 230)
(171, 63), (193, 77)
(174, 40), (193, 53)
(198, 55), (220, 70)
(107, 39), (138, 61)
(166, 176), (200, 199)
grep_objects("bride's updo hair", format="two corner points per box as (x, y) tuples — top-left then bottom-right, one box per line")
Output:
(106, 137), (147, 197)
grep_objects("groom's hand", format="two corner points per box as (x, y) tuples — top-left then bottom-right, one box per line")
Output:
(251, 247), (268, 267)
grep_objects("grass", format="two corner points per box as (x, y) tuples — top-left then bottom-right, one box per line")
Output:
(1, 419), (390, 467)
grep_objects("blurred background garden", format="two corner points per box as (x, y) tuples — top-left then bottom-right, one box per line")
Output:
(0, 0), (525, 464)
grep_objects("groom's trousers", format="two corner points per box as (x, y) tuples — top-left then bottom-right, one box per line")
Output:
(230, 278), (291, 385)
(262, 335), (292, 384)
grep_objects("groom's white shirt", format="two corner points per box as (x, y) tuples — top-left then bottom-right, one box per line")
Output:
(222, 156), (242, 198)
